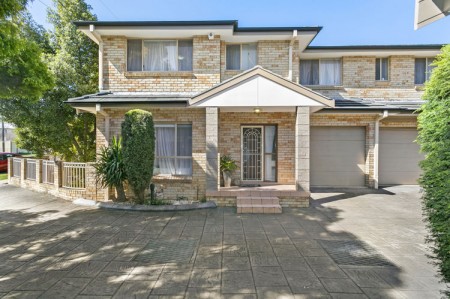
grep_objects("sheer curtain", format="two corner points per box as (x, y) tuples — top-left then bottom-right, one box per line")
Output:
(176, 125), (192, 175)
(242, 44), (257, 70)
(415, 58), (426, 84)
(226, 45), (240, 70)
(143, 41), (177, 71)
(319, 59), (341, 85)
(178, 40), (193, 71)
(127, 40), (142, 71)
(300, 60), (319, 85)
(264, 126), (276, 182)
(155, 126), (175, 174)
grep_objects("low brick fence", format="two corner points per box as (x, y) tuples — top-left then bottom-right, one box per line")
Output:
(8, 158), (106, 201)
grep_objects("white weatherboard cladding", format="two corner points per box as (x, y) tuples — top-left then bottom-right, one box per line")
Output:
(195, 75), (325, 107)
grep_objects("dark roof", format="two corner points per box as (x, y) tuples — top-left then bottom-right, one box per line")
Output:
(306, 44), (444, 50)
(66, 91), (190, 105)
(73, 20), (322, 33)
(329, 98), (423, 111)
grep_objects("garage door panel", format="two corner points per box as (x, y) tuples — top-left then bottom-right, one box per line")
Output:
(379, 128), (424, 185)
(311, 127), (366, 187)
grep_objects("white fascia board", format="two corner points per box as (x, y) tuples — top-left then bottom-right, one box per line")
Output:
(193, 76), (325, 107)
(415, 0), (450, 29)
(300, 49), (442, 59)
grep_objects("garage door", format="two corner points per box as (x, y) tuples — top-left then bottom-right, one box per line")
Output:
(311, 127), (366, 187)
(379, 128), (424, 185)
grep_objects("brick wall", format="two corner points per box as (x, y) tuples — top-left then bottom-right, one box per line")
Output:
(98, 107), (207, 201)
(102, 35), (220, 93)
(219, 112), (296, 185)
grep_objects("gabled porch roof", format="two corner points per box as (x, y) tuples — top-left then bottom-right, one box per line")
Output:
(189, 66), (335, 109)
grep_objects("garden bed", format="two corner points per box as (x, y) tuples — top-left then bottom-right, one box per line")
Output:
(73, 198), (217, 211)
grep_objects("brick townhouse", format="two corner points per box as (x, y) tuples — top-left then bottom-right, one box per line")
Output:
(68, 20), (442, 208)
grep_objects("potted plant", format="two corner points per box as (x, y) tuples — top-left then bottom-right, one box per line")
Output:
(220, 155), (238, 187)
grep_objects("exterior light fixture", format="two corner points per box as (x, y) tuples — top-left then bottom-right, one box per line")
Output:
(254, 107), (261, 113)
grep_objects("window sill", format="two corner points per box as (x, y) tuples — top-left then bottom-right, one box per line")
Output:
(125, 71), (194, 78)
(375, 80), (390, 87)
(152, 174), (193, 182)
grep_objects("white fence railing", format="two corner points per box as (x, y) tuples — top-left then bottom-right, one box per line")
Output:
(26, 159), (37, 180)
(12, 158), (21, 177)
(42, 160), (55, 184)
(62, 162), (86, 189)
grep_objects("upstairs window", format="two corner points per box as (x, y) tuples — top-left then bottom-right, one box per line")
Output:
(375, 58), (389, 81)
(127, 40), (193, 72)
(415, 58), (435, 84)
(300, 59), (342, 86)
(154, 124), (192, 176)
(226, 43), (257, 70)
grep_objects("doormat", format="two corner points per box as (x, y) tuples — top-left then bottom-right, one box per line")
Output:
(240, 184), (261, 187)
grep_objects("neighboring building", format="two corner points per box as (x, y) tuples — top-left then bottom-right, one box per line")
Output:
(68, 20), (443, 207)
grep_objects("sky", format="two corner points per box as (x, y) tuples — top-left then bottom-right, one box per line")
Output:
(28, 0), (450, 46)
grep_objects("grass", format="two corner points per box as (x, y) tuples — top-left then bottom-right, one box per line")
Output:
(0, 173), (8, 180)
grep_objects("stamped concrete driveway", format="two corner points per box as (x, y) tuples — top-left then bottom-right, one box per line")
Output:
(0, 183), (446, 298)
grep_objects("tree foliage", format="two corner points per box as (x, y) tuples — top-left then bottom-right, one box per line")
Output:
(0, 0), (98, 161)
(417, 44), (450, 292)
(95, 137), (127, 202)
(121, 110), (155, 204)
(0, 0), (53, 99)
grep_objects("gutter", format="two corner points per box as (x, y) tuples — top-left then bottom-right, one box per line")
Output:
(374, 110), (389, 189)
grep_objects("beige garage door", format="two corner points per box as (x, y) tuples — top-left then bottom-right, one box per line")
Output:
(311, 127), (366, 187)
(379, 128), (424, 185)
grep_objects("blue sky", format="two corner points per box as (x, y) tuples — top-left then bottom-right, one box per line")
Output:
(28, 0), (450, 46)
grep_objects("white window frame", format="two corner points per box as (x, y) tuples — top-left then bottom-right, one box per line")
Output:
(300, 59), (342, 86)
(226, 43), (258, 71)
(154, 123), (193, 176)
(375, 58), (389, 81)
(126, 39), (193, 72)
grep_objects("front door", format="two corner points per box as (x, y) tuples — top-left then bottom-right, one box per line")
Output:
(241, 126), (277, 182)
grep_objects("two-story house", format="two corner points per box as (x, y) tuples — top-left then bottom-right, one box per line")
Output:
(68, 20), (442, 208)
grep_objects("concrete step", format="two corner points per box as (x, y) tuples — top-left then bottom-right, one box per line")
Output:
(236, 196), (282, 214)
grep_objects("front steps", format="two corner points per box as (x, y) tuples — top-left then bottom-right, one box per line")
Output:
(237, 196), (282, 214)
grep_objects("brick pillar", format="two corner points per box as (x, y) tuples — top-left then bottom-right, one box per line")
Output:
(20, 158), (26, 188)
(7, 157), (12, 182)
(55, 161), (62, 190)
(205, 107), (219, 191)
(295, 107), (310, 191)
(366, 122), (376, 188)
(36, 159), (41, 184)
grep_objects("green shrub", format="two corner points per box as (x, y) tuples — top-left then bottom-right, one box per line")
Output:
(94, 136), (127, 202)
(121, 109), (155, 204)
(417, 44), (450, 293)
(220, 155), (238, 173)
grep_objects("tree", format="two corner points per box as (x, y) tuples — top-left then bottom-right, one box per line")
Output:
(121, 110), (155, 204)
(0, 0), (98, 161)
(417, 44), (450, 293)
(0, 0), (53, 99)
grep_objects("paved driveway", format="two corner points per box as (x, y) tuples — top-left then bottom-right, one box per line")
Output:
(0, 183), (446, 298)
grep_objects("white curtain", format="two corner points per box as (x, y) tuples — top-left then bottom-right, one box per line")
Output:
(415, 58), (426, 84)
(242, 44), (257, 70)
(178, 40), (193, 71)
(127, 40), (142, 71)
(300, 60), (319, 85)
(155, 126), (176, 174)
(226, 45), (240, 70)
(176, 125), (192, 175)
(319, 59), (341, 85)
(143, 41), (177, 71)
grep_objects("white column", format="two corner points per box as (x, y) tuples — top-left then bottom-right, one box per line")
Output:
(295, 107), (310, 191)
(206, 107), (219, 191)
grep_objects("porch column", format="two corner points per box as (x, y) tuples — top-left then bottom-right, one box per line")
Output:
(205, 107), (219, 191)
(295, 107), (310, 191)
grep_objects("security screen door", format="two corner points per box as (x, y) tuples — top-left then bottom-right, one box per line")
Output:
(241, 126), (277, 182)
